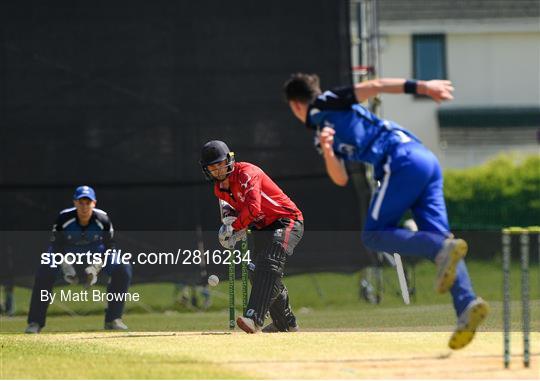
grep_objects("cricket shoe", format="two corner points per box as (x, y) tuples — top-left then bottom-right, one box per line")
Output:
(262, 322), (299, 333)
(104, 318), (129, 330)
(236, 316), (261, 334)
(448, 297), (489, 350)
(435, 238), (468, 293)
(24, 322), (41, 334)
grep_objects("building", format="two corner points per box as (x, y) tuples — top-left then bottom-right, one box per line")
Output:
(353, 0), (540, 168)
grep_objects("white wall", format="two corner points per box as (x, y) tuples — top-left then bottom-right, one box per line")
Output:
(377, 19), (540, 167)
(378, 33), (442, 156)
(448, 32), (540, 106)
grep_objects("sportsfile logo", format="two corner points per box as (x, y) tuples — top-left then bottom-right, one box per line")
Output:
(41, 248), (251, 267)
(41, 249), (129, 268)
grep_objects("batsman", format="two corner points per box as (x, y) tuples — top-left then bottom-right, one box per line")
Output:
(284, 73), (489, 349)
(200, 140), (304, 333)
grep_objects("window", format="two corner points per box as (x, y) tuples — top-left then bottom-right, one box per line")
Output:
(413, 34), (447, 80)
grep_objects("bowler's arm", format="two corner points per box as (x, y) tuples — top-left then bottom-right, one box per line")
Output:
(322, 149), (348, 187)
(319, 127), (348, 187)
(354, 78), (454, 103)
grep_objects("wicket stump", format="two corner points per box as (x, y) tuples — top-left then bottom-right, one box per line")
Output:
(502, 226), (539, 368)
(229, 234), (249, 329)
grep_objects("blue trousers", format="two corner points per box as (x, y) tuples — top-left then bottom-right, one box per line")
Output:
(27, 262), (132, 328)
(361, 142), (476, 315)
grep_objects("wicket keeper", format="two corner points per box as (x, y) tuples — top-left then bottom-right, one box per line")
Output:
(200, 140), (303, 333)
(25, 186), (132, 333)
(284, 74), (488, 349)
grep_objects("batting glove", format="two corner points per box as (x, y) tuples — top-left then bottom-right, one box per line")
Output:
(219, 217), (247, 249)
(218, 222), (236, 249)
(221, 216), (237, 225)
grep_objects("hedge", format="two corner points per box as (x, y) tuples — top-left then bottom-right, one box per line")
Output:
(443, 154), (540, 230)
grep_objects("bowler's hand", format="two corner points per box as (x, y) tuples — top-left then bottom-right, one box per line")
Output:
(422, 80), (454, 103)
(319, 127), (336, 155)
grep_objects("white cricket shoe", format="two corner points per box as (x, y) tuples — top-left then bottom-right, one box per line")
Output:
(435, 238), (468, 293)
(25, 322), (41, 334)
(449, 297), (489, 350)
(236, 316), (261, 334)
(104, 318), (128, 330)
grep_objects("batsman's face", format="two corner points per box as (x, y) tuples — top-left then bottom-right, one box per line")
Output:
(289, 100), (308, 123)
(74, 198), (96, 219)
(207, 159), (229, 181)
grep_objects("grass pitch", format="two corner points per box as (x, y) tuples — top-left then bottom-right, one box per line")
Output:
(1, 260), (539, 379)
(2, 302), (539, 379)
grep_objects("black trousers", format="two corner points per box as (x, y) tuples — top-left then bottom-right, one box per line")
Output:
(27, 263), (132, 328)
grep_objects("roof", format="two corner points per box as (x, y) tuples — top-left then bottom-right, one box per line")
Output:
(378, 0), (540, 21)
(438, 106), (540, 128)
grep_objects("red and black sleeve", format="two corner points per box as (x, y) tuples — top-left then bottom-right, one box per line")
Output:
(232, 172), (262, 231)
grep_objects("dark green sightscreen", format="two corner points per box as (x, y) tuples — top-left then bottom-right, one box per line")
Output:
(1, 0), (374, 285)
(0, 0), (355, 232)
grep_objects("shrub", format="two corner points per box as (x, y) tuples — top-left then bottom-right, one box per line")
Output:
(444, 154), (540, 229)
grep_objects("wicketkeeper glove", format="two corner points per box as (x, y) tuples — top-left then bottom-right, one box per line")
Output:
(84, 264), (102, 288)
(61, 263), (79, 285)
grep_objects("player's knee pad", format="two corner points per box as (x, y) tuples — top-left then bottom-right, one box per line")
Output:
(269, 284), (296, 331)
(247, 269), (281, 327)
(247, 262), (256, 285)
(255, 243), (286, 276)
(269, 310), (290, 331)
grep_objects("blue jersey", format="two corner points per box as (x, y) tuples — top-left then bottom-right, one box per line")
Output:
(306, 86), (421, 179)
(49, 207), (115, 253)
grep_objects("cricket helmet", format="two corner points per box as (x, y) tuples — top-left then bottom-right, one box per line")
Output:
(200, 140), (235, 181)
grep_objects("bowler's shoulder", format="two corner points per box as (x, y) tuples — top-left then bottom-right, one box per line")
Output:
(312, 86), (357, 111)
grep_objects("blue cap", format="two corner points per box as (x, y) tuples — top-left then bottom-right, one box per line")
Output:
(73, 185), (96, 201)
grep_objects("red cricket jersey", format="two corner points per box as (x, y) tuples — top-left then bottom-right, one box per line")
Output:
(214, 162), (303, 231)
